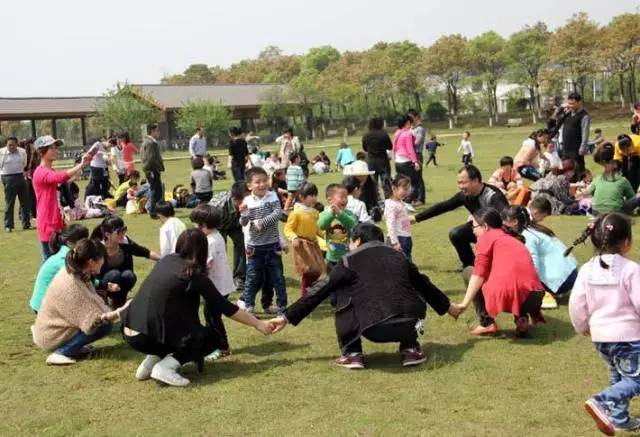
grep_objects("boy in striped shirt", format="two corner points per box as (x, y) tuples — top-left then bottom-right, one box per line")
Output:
(239, 167), (287, 314)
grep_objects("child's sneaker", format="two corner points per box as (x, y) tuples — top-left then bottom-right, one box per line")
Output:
(335, 353), (365, 369)
(541, 292), (558, 309)
(263, 305), (279, 315)
(585, 398), (615, 436)
(204, 349), (231, 362)
(614, 417), (640, 432)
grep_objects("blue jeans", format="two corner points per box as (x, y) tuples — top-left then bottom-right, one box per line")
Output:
(594, 341), (640, 426)
(56, 323), (113, 357)
(242, 244), (287, 310)
(232, 165), (245, 182)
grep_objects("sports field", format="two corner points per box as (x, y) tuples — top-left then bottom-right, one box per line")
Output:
(1, 121), (638, 436)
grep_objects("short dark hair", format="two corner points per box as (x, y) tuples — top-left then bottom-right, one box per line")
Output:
(325, 183), (346, 199)
(406, 109), (420, 120)
(529, 197), (552, 216)
(155, 200), (175, 218)
(190, 203), (222, 230)
(567, 92), (582, 102)
(356, 151), (366, 161)
(116, 131), (130, 142)
(391, 173), (411, 188)
(196, 126), (202, 132)
(368, 117), (384, 131)
(230, 181), (248, 200)
(631, 123), (640, 135)
(594, 128), (602, 134)
(342, 176), (361, 194)
(5, 136), (18, 145)
(298, 182), (318, 198)
(128, 170), (140, 181)
(191, 156), (204, 169)
(499, 156), (514, 167)
(352, 223), (384, 244)
(229, 126), (242, 136)
(147, 123), (158, 135)
(289, 151), (300, 163)
(245, 166), (268, 183)
(617, 134), (633, 150)
(459, 164), (482, 182)
(397, 115), (411, 129)
(464, 130), (471, 137)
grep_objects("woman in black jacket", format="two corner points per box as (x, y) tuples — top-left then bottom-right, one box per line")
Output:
(269, 223), (457, 369)
(362, 117), (393, 198)
(91, 216), (160, 308)
(121, 229), (273, 387)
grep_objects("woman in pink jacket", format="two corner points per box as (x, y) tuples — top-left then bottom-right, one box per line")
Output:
(393, 115), (420, 206)
(32, 136), (89, 261)
(568, 213), (640, 435)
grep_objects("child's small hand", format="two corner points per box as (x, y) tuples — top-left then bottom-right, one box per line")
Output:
(330, 204), (342, 216)
(107, 282), (121, 293)
(392, 242), (401, 252)
(239, 203), (248, 214)
(409, 215), (417, 224)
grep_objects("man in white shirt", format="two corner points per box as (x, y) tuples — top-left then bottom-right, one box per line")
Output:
(189, 127), (207, 158)
(0, 136), (30, 231)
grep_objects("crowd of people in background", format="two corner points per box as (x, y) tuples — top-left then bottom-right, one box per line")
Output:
(6, 91), (640, 434)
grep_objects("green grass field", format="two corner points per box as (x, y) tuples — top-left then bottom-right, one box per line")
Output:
(1, 121), (639, 436)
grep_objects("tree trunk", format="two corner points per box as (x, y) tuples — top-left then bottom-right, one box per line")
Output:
(414, 92), (422, 113)
(628, 65), (637, 103)
(529, 86), (537, 124)
(535, 84), (542, 118)
(389, 94), (397, 112)
(619, 73), (626, 108)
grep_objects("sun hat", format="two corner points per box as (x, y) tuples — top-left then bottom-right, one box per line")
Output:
(343, 160), (375, 176)
(34, 136), (64, 150)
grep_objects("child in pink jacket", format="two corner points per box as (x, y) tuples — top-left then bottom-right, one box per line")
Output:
(567, 212), (640, 435)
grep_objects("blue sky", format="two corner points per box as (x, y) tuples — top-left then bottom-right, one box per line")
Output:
(2, 0), (638, 96)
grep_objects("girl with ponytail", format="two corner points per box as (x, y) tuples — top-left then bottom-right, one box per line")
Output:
(568, 213), (640, 434)
(451, 208), (545, 338)
(502, 206), (578, 310)
(30, 224), (89, 313)
(33, 238), (124, 366)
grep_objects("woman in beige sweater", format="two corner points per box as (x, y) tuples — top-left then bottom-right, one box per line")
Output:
(33, 239), (123, 365)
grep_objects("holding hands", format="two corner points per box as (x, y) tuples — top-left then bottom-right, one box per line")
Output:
(447, 302), (468, 320)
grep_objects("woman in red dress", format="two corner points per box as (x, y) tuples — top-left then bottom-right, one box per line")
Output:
(453, 208), (545, 337)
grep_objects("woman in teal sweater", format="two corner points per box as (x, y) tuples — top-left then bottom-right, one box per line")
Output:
(30, 224), (89, 313)
(590, 144), (637, 215)
(502, 206), (578, 310)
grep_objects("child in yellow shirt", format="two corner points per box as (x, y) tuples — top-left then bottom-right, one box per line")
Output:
(284, 182), (325, 296)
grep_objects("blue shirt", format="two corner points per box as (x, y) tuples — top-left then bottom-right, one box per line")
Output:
(522, 228), (578, 293)
(30, 246), (69, 312)
(336, 148), (356, 167)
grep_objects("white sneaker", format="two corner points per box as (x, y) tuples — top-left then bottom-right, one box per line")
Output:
(404, 202), (416, 212)
(150, 355), (190, 387)
(135, 355), (162, 381)
(46, 353), (76, 365)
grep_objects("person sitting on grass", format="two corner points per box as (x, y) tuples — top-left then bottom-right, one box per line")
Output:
(268, 223), (458, 369)
(121, 229), (274, 387)
(114, 170), (140, 208)
(453, 208), (545, 338)
(91, 216), (160, 309)
(528, 196), (552, 224)
(488, 156), (523, 201)
(590, 143), (637, 215)
(29, 224), (89, 314)
(32, 238), (123, 365)
(190, 156), (214, 204)
(190, 204), (236, 360)
(502, 206), (578, 311)
(157, 201), (186, 258)
(568, 213), (640, 435)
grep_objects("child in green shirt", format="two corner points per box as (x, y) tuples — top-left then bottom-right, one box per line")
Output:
(318, 183), (357, 268)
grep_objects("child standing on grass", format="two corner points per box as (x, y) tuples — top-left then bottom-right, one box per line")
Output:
(284, 152), (305, 211)
(425, 135), (442, 167)
(458, 131), (473, 165)
(343, 176), (373, 224)
(568, 213), (640, 435)
(384, 174), (413, 260)
(156, 201), (186, 258)
(190, 204), (236, 360)
(240, 167), (287, 315)
(284, 183), (325, 297)
(318, 183), (357, 275)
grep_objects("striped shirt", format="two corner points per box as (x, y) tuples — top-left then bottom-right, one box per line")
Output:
(240, 191), (282, 246)
(286, 165), (305, 192)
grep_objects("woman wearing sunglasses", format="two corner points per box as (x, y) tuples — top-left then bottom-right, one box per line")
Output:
(91, 216), (160, 308)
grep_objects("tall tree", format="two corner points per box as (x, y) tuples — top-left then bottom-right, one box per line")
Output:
(469, 31), (508, 125)
(259, 86), (293, 134)
(549, 12), (600, 97)
(506, 22), (550, 122)
(174, 100), (231, 146)
(95, 84), (160, 142)
(423, 34), (469, 128)
(161, 64), (217, 84)
(289, 69), (321, 138)
(302, 46), (341, 72)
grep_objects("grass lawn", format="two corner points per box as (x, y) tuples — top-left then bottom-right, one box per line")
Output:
(1, 121), (639, 436)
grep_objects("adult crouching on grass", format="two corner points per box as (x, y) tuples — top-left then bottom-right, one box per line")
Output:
(32, 136), (91, 261)
(29, 224), (89, 314)
(32, 238), (124, 365)
(268, 223), (458, 370)
(91, 216), (160, 308)
(410, 165), (509, 333)
(121, 228), (274, 387)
